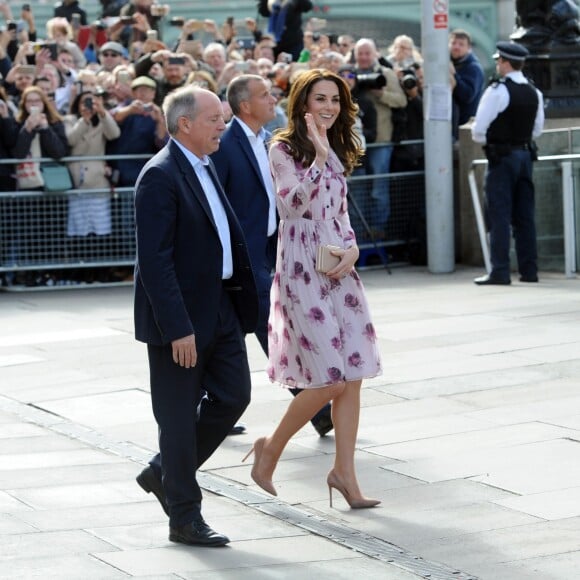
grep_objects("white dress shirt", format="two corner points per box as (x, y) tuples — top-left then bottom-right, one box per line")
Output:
(235, 117), (277, 236)
(173, 138), (233, 279)
(471, 71), (545, 144)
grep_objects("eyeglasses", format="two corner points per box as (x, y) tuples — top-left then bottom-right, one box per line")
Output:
(340, 72), (355, 79)
(102, 52), (120, 57)
(339, 43), (350, 48)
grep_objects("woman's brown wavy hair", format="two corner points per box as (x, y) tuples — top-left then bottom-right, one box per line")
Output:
(16, 86), (63, 125)
(272, 68), (363, 175)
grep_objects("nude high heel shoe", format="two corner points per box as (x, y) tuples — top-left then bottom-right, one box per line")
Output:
(327, 470), (380, 509)
(242, 437), (277, 497)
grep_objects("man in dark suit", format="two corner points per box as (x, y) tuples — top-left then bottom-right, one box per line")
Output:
(211, 74), (333, 437)
(134, 86), (258, 547)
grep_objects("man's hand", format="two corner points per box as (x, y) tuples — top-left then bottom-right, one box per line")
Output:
(0, 0), (12, 21)
(21, 5), (36, 34)
(171, 334), (197, 368)
(133, 12), (150, 34)
(152, 49), (171, 63)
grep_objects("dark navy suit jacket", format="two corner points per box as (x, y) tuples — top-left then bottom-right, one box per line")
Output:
(134, 138), (258, 348)
(211, 118), (276, 302)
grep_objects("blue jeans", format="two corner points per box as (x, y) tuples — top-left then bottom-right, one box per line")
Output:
(366, 144), (393, 229)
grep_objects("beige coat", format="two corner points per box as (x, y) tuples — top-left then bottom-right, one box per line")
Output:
(65, 112), (121, 237)
(370, 66), (407, 143)
(66, 112), (120, 190)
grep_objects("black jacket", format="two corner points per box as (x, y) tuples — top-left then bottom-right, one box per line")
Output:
(12, 120), (69, 160)
(258, 0), (312, 58)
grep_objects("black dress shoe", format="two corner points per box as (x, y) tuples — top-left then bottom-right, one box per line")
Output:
(169, 519), (230, 547)
(228, 423), (246, 436)
(136, 465), (169, 516)
(519, 275), (539, 283)
(313, 414), (334, 437)
(474, 274), (511, 286)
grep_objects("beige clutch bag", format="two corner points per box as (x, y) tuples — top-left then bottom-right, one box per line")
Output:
(315, 245), (342, 273)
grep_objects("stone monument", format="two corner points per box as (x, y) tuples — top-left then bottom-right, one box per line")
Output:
(511, 0), (580, 117)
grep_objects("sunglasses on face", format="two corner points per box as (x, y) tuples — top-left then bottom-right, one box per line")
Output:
(340, 72), (355, 79)
(102, 52), (120, 57)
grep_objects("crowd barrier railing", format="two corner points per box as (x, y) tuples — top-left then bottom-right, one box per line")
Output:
(0, 145), (426, 289)
(469, 153), (580, 278)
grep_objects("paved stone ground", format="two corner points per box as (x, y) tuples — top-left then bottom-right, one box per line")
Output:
(1, 266), (579, 579)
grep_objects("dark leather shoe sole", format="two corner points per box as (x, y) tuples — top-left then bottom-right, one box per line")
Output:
(474, 275), (511, 286)
(169, 526), (230, 547)
(520, 276), (539, 283)
(228, 423), (247, 436)
(313, 415), (334, 437)
(136, 467), (169, 516)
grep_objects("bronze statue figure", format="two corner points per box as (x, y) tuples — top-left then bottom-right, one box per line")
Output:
(513, 0), (580, 48)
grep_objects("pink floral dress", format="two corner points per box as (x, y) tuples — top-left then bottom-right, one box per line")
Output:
(267, 142), (382, 389)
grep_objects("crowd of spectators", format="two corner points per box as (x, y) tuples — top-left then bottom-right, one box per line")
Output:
(0, 0), (484, 287)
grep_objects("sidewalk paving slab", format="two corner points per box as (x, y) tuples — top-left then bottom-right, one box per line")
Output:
(1, 266), (579, 579)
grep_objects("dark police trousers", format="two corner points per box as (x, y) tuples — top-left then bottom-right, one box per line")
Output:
(485, 148), (537, 282)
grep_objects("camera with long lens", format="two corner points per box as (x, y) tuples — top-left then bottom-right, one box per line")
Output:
(355, 72), (387, 90)
(401, 73), (417, 90)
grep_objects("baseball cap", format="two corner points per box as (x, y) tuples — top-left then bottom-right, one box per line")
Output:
(99, 41), (125, 56)
(131, 76), (157, 90)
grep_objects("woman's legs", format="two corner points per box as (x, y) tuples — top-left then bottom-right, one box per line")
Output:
(330, 379), (365, 498)
(252, 384), (345, 484)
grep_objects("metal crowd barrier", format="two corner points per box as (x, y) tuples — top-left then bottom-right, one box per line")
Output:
(468, 153), (580, 279)
(0, 154), (148, 290)
(0, 146), (426, 290)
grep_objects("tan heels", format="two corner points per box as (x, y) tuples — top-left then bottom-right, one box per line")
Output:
(242, 437), (277, 497)
(327, 470), (380, 509)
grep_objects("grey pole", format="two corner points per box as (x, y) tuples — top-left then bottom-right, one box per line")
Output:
(497, 0), (517, 40)
(421, 0), (455, 273)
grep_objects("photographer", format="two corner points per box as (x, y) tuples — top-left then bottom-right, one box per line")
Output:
(338, 63), (377, 240)
(390, 66), (424, 172)
(0, 87), (18, 192)
(54, 0), (87, 26)
(108, 75), (167, 187)
(338, 63), (377, 147)
(107, 75), (166, 261)
(115, 0), (166, 46)
(45, 17), (86, 69)
(354, 38), (406, 238)
(134, 50), (192, 103)
(65, 91), (120, 262)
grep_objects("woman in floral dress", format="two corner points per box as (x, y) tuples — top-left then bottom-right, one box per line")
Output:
(243, 69), (382, 508)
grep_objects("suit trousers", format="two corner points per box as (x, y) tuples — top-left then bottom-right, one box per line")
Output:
(147, 290), (251, 527)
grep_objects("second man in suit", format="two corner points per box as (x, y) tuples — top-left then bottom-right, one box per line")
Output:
(212, 74), (334, 436)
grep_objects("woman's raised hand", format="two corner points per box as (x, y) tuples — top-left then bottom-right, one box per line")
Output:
(305, 112), (328, 168)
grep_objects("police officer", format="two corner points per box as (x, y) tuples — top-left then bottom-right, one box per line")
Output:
(471, 41), (544, 286)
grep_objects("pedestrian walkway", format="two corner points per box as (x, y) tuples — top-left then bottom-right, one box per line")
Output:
(1, 267), (579, 579)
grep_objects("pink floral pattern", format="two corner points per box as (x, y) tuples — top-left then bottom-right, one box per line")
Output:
(267, 143), (382, 388)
